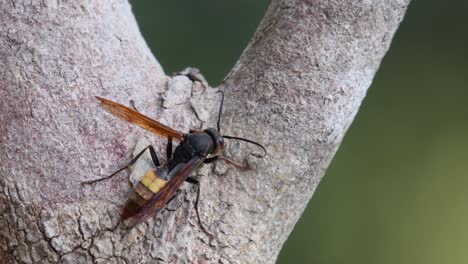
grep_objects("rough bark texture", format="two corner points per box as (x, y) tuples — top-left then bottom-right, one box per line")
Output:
(0, 0), (410, 263)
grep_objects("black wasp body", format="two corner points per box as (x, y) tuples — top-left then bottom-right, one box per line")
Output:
(82, 95), (265, 235)
(167, 128), (223, 172)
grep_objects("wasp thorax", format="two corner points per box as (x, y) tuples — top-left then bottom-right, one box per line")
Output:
(186, 131), (216, 157)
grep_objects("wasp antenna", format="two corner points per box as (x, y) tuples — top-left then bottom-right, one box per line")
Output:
(222, 135), (267, 158)
(216, 90), (225, 133)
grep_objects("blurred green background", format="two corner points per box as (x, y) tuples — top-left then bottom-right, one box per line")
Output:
(132, 1), (468, 263)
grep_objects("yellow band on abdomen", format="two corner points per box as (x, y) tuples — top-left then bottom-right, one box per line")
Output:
(140, 170), (167, 193)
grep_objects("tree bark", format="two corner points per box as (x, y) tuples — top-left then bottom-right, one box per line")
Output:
(0, 0), (410, 263)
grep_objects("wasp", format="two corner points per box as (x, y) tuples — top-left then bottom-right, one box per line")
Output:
(82, 93), (265, 236)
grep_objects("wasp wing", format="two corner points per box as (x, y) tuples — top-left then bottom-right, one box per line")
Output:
(96, 96), (184, 140)
(123, 157), (203, 227)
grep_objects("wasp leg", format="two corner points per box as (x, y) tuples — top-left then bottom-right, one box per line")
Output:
(204, 156), (251, 170)
(185, 177), (198, 184)
(81, 145), (160, 186)
(218, 156), (251, 170)
(165, 189), (182, 211)
(189, 128), (201, 133)
(147, 145), (161, 167)
(175, 67), (208, 88)
(185, 178), (214, 239)
(129, 100), (139, 112)
(177, 177), (214, 238)
(165, 181), (205, 211)
(203, 156), (219, 164)
(166, 136), (173, 160)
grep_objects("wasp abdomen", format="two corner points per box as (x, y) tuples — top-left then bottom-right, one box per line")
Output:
(121, 170), (167, 220)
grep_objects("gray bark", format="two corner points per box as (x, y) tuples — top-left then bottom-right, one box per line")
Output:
(0, 0), (410, 263)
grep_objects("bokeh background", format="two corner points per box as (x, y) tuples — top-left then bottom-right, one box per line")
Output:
(132, 1), (468, 263)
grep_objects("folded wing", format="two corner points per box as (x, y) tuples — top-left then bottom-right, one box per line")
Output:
(122, 156), (203, 227)
(96, 96), (184, 140)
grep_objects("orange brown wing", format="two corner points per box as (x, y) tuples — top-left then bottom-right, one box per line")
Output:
(96, 96), (184, 140)
(123, 157), (203, 227)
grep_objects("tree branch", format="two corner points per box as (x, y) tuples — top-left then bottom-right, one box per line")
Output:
(0, 0), (410, 263)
